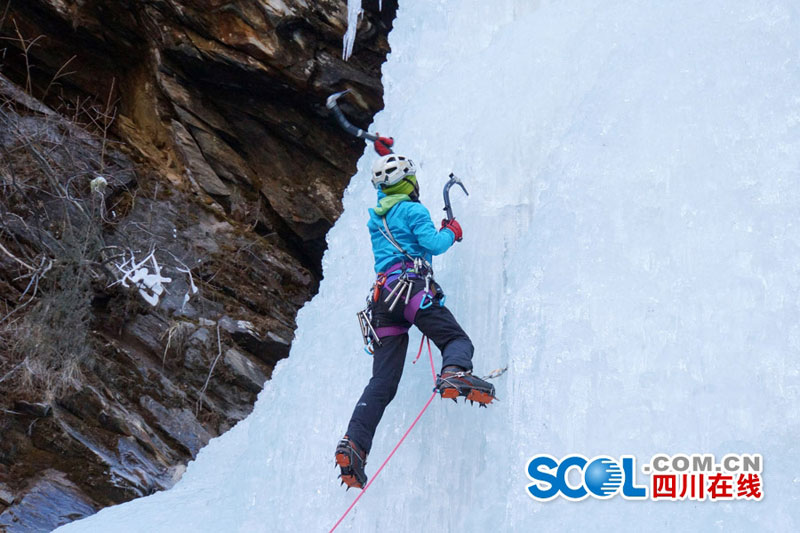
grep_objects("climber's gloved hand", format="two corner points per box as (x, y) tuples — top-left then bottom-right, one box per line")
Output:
(441, 218), (463, 242)
(374, 135), (394, 156)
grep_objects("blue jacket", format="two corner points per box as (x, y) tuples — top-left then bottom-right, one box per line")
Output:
(368, 191), (456, 273)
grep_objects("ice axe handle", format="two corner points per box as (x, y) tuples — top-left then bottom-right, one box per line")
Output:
(326, 90), (379, 142)
(443, 173), (469, 222)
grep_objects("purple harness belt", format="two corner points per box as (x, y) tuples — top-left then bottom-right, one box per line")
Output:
(374, 261), (428, 337)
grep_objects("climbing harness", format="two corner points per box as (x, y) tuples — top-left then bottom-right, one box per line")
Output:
(356, 215), (445, 354)
(383, 265), (414, 313)
(377, 216), (440, 310)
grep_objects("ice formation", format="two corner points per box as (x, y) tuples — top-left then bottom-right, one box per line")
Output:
(59, 0), (800, 531)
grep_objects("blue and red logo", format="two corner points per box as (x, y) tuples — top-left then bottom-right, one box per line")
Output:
(526, 454), (646, 501)
(526, 453), (762, 502)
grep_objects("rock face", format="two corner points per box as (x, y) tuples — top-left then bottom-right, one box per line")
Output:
(2, 0), (395, 273)
(0, 470), (96, 532)
(0, 0), (396, 529)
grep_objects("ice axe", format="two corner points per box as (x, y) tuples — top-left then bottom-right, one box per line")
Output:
(327, 90), (382, 144)
(443, 173), (469, 222)
(328, 91), (467, 219)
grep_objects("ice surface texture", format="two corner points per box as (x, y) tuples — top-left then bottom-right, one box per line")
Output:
(58, 0), (800, 531)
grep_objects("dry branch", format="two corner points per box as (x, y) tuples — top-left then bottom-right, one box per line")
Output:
(0, 241), (34, 270)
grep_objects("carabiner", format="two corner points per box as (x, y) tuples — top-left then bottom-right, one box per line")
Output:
(419, 293), (433, 310)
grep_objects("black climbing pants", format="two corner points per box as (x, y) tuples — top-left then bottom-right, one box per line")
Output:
(346, 282), (473, 454)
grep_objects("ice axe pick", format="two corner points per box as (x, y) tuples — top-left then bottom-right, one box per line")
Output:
(443, 173), (469, 222)
(326, 90), (381, 143)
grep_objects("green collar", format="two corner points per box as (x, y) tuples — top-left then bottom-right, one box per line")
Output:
(372, 194), (411, 216)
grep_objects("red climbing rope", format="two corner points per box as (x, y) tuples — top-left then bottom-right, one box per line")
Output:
(329, 336), (437, 533)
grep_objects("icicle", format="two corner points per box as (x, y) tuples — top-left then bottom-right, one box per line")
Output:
(342, 0), (363, 61)
(342, 1), (386, 60)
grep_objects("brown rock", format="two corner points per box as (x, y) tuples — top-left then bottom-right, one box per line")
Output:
(139, 396), (213, 458)
(0, 471), (96, 532)
(171, 119), (231, 196)
(0, 0), (397, 528)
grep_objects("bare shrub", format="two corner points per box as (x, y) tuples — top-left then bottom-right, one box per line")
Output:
(0, 27), (200, 399)
(10, 256), (94, 396)
(161, 320), (193, 367)
(0, 48), (127, 397)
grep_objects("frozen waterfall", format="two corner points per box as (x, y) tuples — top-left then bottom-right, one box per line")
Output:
(59, 0), (800, 531)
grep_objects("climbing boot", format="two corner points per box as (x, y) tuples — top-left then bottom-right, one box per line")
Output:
(335, 436), (367, 489)
(435, 365), (496, 406)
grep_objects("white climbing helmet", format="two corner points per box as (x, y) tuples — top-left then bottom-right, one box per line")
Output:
(370, 154), (417, 189)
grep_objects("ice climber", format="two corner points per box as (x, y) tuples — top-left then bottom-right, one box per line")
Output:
(335, 136), (496, 490)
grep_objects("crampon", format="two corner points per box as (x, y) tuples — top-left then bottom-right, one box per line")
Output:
(335, 436), (367, 490)
(435, 366), (496, 406)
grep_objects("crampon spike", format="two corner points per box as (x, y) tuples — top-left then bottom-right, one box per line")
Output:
(466, 389), (495, 406)
(441, 387), (459, 400)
